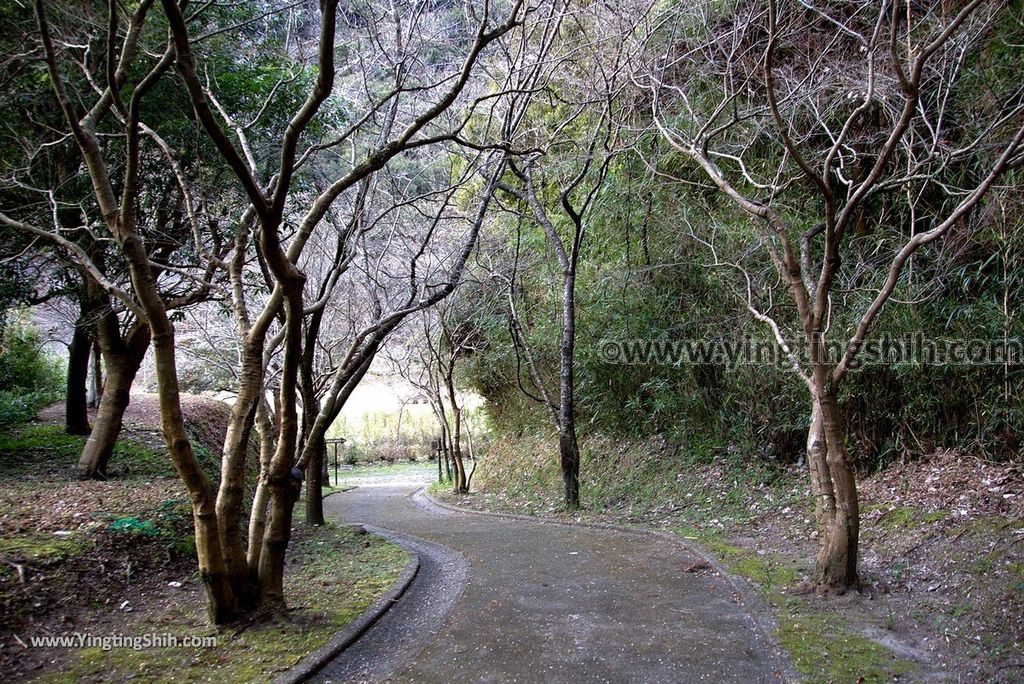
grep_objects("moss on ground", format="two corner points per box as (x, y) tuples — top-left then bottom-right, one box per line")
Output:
(0, 423), (246, 493)
(0, 532), (85, 563)
(683, 531), (800, 593)
(873, 505), (948, 529)
(34, 524), (408, 684)
(778, 612), (913, 683)
(0, 424), (167, 478)
(673, 525), (917, 682)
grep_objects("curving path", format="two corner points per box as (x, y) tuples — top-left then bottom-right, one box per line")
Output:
(311, 473), (786, 683)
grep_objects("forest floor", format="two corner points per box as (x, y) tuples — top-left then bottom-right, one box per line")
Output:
(0, 396), (408, 683)
(438, 434), (1024, 683)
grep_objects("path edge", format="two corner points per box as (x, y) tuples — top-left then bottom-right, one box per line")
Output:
(275, 528), (421, 684)
(419, 487), (797, 683)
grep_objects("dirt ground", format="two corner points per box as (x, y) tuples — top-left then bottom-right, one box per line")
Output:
(1, 395), (229, 680)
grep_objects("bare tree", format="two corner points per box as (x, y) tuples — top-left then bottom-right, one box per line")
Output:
(165, 0), (530, 615)
(638, 0), (1024, 588)
(65, 282), (103, 437)
(293, 153), (508, 500)
(498, 145), (614, 508)
(491, 0), (638, 508)
(395, 297), (485, 493)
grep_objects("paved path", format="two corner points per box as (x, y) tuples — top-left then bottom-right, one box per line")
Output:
(314, 477), (785, 683)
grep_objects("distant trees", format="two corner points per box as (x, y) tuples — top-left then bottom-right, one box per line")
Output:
(396, 297), (485, 494)
(0, 314), (64, 430)
(639, 0), (1024, 589)
(292, 155), (506, 517)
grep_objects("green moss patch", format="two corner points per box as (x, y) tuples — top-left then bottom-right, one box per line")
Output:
(0, 532), (85, 563)
(778, 612), (913, 683)
(874, 506), (948, 529)
(0, 424), (169, 479)
(675, 527), (800, 596)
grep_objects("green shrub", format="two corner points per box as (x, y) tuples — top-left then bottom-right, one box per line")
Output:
(0, 315), (64, 428)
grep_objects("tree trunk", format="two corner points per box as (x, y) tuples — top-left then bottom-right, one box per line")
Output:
(150, 317), (239, 623)
(257, 286), (304, 609)
(559, 270), (580, 509)
(804, 350), (859, 591)
(218, 218), (267, 605)
(247, 396), (276, 579)
(258, 474), (298, 610)
(216, 337), (264, 606)
(443, 442), (452, 482)
(559, 429), (580, 509)
(301, 346), (326, 525)
(436, 437), (443, 483)
(88, 335), (102, 408)
(815, 389), (859, 590)
(294, 327), (383, 526)
(434, 401), (452, 482)
(65, 319), (92, 436)
(448, 417), (464, 491)
(120, 227), (239, 623)
(305, 435), (326, 524)
(805, 401), (834, 542)
(443, 363), (467, 493)
(75, 321), (149, 479)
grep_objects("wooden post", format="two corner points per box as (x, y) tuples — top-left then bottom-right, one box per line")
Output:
(435, 437), (442, 483)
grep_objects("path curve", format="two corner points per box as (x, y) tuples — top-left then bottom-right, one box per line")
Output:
(313, 481), (786, 683)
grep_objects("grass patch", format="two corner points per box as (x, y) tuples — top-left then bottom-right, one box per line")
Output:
(0, 532), (85, 563)
(332, 460), (436, 489)
(35, 523), (409, 684)
(0, 424), (86, 468)
(475, 432), (804, 525)
(675, 526), (799, 597)
(0, 423), (223, 482)
(876, 506), (947, 529)
(0, 424), (166, 478)
(778, 612), (913, 683)
(338, 460), (433, 477)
